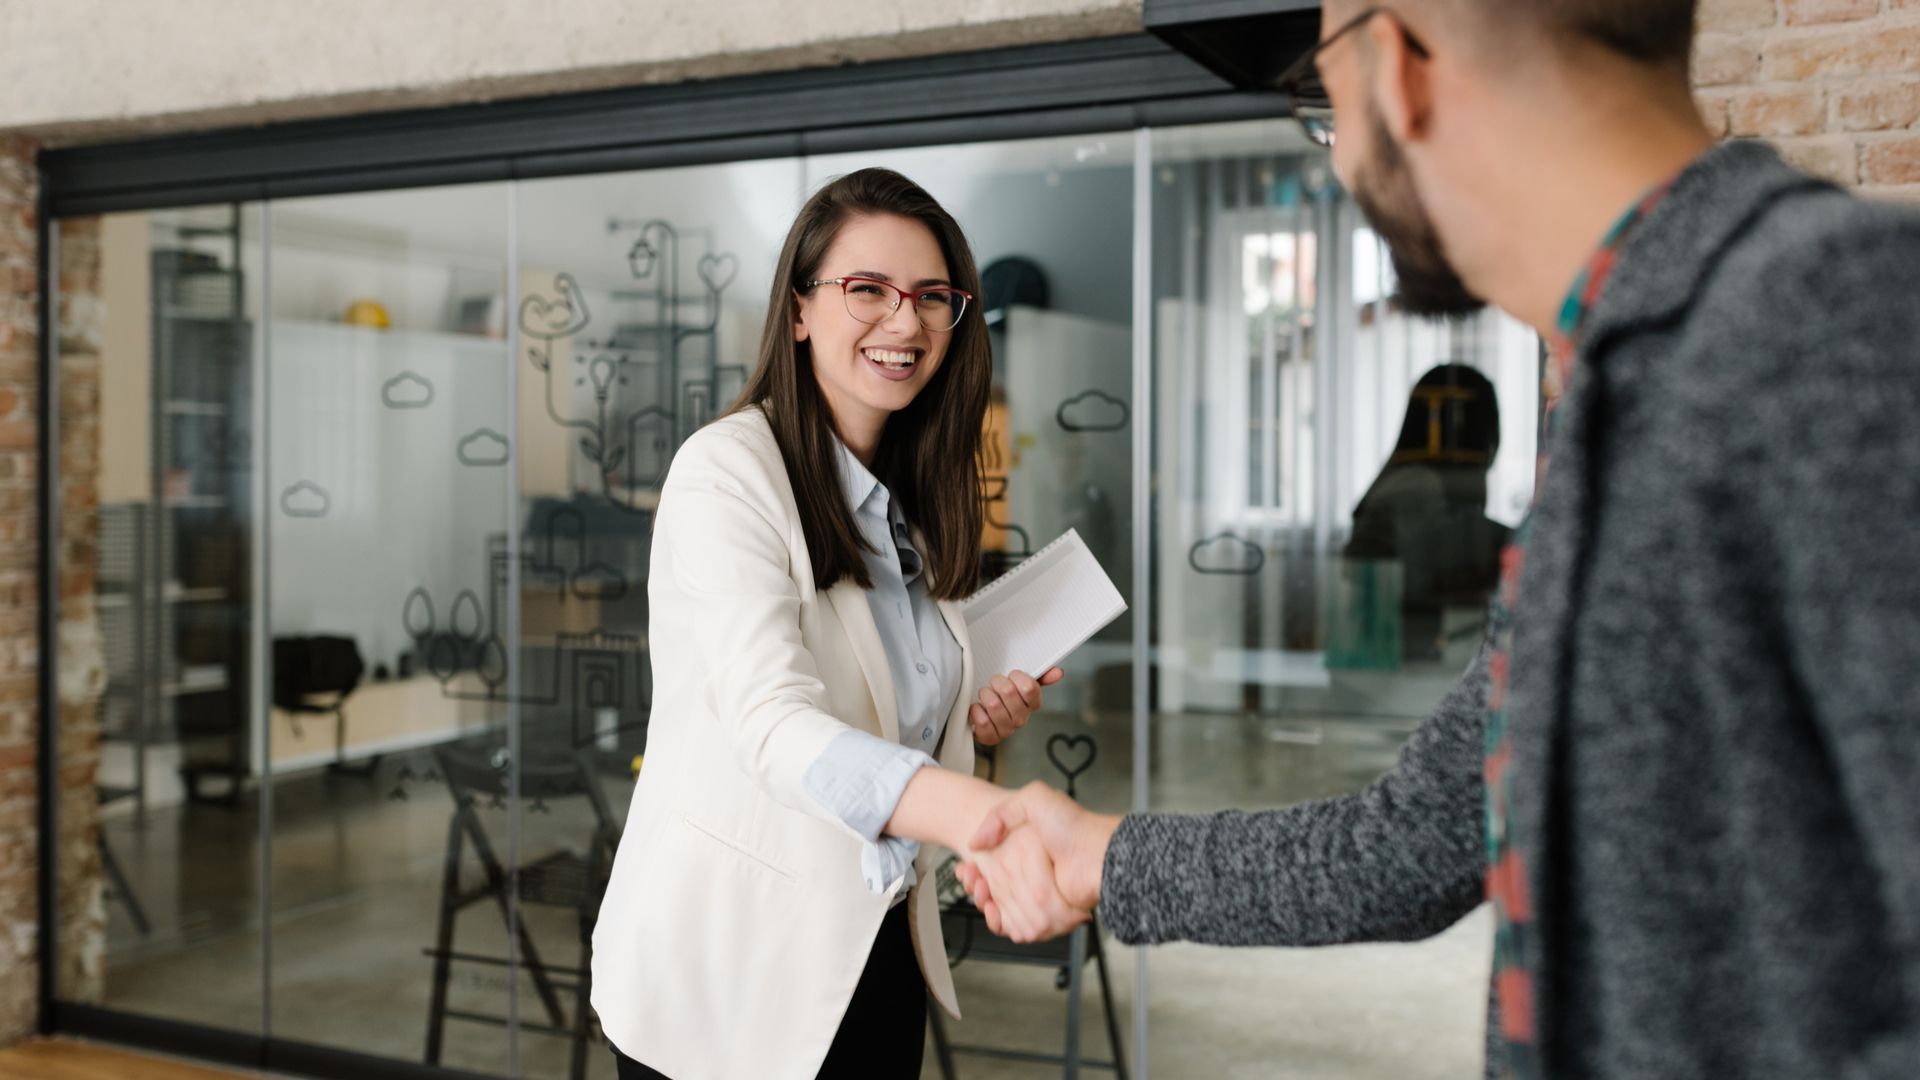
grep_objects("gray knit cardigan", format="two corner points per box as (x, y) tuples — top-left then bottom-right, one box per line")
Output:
(1101, 141), (1920, 1080)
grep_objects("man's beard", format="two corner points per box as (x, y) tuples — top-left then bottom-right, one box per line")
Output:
(1348, 103), (1486, 318)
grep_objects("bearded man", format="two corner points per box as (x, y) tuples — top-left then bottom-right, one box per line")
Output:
(961, 3), (1920, 1077)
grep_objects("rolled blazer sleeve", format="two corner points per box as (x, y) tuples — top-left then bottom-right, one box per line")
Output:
(655, 426), (877, 838)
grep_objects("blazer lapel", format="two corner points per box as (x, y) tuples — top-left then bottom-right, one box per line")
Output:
(934, 598), (976, 770)
(825, 580), (899, 743)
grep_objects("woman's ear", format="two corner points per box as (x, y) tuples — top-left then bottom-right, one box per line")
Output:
(792, 290), (811, 343)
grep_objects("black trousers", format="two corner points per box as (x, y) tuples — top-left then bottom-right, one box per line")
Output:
(612, 901), (925, 1080)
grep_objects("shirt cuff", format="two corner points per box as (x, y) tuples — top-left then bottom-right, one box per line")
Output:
(803, 729), (936, 894)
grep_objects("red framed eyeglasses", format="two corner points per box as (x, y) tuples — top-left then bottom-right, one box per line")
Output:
(806, 276), (972, 333)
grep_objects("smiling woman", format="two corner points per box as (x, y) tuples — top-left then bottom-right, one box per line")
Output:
(589, 168), (1071, 1080)
(744, 172), (992, 603)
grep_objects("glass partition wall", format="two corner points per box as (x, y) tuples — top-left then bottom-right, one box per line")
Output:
(54, 120), (1535, 1080)
(1142, 119), (1532, 1078)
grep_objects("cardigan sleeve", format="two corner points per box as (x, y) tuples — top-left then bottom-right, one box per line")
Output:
(1099, 645), (1489, 948)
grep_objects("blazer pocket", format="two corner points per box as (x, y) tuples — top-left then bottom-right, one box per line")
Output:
(680, 814), (799, 886)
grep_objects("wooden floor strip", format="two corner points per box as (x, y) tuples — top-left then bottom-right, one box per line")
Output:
(0, 1039), (250, 1080)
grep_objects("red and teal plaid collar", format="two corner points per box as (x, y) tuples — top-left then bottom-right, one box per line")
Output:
(1543, 182), (1674, 401)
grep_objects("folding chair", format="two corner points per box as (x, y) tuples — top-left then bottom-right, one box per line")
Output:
(928, 733), (1128, 1080)
(423, 741), (621, 1080)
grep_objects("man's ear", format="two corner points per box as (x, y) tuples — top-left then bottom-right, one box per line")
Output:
(792, 291), (810, 342)
(1367, 15), (1434, 145)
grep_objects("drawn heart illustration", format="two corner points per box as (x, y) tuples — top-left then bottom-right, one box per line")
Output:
(697, 253), (739, 294)
(1045, 733), (1098, 798)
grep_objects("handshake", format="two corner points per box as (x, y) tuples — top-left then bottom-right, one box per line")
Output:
(952, 781), (1125, 944)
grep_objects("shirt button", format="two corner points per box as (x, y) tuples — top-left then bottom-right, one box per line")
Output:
(916, 662), (929, 674)
(922, 727), (933, 740)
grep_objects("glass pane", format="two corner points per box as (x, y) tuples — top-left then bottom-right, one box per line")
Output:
(262, 184), (514, 1073)
(1147, 119), (1535, 1076)
(511, 158), (799, 1079)
(805, 134), (1141, 1073)
(58, 205), (266, 1034)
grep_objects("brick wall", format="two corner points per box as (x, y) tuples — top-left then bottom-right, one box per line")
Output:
(1696, 0), (1920, 200)
(0, 135), (40, 1045)
(0, 140), (107, 1048)
(54, 217), (105, 1009)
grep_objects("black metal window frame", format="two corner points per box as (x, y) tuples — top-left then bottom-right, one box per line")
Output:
(40, 34), (1288, 215)
(34, 29), (1292, 1080)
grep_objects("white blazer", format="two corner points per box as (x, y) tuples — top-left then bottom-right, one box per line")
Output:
(591, 408), (978, 1080)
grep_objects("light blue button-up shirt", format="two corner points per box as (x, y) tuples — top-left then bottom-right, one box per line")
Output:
(801, 441), (965, 899)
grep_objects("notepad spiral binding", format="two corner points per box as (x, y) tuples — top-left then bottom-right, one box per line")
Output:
(963, 528), (1082, 606)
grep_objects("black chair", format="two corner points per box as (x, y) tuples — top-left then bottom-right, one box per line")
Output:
(928, 734), (1128, 1080)
(423, 742), (621, 1080)
(272, 635), (371, 777)
(96, 785), (151, 936)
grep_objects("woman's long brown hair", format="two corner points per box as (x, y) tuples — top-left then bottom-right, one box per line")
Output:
(725, 168), (989, 601)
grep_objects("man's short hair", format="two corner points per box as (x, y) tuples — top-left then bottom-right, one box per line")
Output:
(1510, 0), (1698, 66)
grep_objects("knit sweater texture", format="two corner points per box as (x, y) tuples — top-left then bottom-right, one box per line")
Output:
(1100, 141), (1920, 1080)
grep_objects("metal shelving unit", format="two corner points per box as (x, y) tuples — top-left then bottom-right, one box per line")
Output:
(135, 206), (255, 806)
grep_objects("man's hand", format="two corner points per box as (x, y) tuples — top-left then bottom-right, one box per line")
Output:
(956, 781), (1121, 940)
(961, 824), (1087, 943)
(970, 668), (1065, 746)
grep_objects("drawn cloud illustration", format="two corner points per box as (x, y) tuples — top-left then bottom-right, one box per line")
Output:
(1188, 533), (1265, 576)
(1056, 389), (1130, 433)
(457, 429), (511, 467)
(280, 481), (331, 518)
(382, 371), (435, 409)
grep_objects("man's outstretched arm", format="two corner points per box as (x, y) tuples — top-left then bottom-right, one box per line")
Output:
(965, 646), (1491, 947)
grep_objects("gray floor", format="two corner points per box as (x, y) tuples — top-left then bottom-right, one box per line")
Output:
(89, 706), (1490, 1080)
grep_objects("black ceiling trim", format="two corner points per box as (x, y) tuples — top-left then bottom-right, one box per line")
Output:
(42, 33), (1292, 217)
(1144, 0), (1322, 91)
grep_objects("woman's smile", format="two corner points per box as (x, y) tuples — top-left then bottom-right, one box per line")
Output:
(862, 344), (923, 380)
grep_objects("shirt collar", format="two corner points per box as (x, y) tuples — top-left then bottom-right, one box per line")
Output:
(832, 437), (888, 519)
(1542, 178), (1677, 403)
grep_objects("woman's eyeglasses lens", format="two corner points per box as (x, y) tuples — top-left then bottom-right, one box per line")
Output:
(841, 279), (968, 333)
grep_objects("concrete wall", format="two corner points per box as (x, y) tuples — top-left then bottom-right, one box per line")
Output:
(0, 0), (1144, 143)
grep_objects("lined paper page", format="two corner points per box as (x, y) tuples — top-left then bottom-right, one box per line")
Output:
(961, 529), (1127, 699)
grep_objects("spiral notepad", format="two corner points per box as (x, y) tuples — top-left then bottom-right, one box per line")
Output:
(961, 529), (1127, 698)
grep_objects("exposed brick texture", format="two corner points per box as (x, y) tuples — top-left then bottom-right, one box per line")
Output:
(1697, 1), (1920, 197)
(0, 141), (107, 1048)
(1787, 0), (1882, 25)
(53, 217), (104, 1010)
(0, 135), (35, 1046)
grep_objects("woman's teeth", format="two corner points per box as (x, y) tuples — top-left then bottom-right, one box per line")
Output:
(866, 349), (916, 370)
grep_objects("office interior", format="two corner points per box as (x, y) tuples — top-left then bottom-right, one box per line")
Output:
(55, 119), (1538, 1079)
